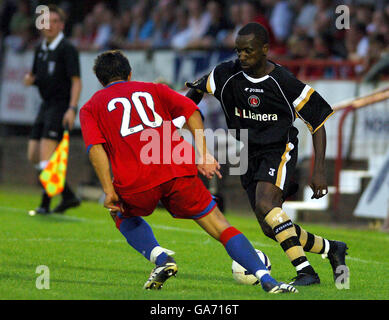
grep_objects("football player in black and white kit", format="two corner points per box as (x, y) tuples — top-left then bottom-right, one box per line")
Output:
(186, 23), (348, 286)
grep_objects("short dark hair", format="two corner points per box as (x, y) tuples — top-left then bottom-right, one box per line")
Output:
(238, 22), (269, 45)
(93, 50), (132, 87)
(48, 4), (66, 22)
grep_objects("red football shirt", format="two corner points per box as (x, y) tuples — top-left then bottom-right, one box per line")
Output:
(79, 81), (199, 194)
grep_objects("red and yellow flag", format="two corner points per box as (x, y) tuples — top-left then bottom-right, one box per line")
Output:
(39, 131), (69, 197)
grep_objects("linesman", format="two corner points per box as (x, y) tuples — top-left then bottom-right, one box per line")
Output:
(24, 4), (81, 214)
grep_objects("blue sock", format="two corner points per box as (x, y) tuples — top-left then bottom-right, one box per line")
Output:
(260, 274), (277, 286)
(118, 216), (168, 265)
(221, 227), (276, 284)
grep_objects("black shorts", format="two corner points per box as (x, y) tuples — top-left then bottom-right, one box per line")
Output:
(241, 141), (298, 211)
(30, 101), (68, 141)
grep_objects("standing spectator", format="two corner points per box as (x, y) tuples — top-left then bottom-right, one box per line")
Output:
(151, 0), (178, 49)
(23, 4), (81, 214)
(361, 33), (389, 81)
(171, 0), (211, 50)
(223, 2), (242, 49)
(240, 1), (276, 46)
(125, 1), (154, 49)
(69, 22), (83, 48)
(292, 0), (317, 36)
(269, 0), (294, 43)
(91, 2), (113, 51)
(108, 9), (132, 50)
(76, 13), (96, 51)
(4, 0), (33, 52)
(0, 0), (17, 40)
(185, 0), (232, 50)
(346, 23), (369, 62)
(168, 4), (189, 47)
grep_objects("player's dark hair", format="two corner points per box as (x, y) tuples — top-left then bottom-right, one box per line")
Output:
(47, 4), (66, 22)
(94, 50), (132, 87)
(238, 22), (269, 45)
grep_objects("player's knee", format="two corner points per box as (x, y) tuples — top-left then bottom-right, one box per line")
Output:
(198, 206), (231, 240)
(213, 208), (231, 233)
(254, 197), (273, 219)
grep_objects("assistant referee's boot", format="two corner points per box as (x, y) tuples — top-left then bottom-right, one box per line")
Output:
(52, 196), (81, 213)
(53, 183), (81, 213)
(30, 191), (52, 215)
(143, 256), (178, 290)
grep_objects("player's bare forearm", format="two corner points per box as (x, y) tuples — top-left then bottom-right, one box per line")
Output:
(312, 126), (327, 173)
(186, 111), (222, 179)
(186, 111), (208, 158)
(88, 144), (122, 212)
(185, 88), (204, 105)
(88, 144), (115, 195)
(311, 125), (328, 198)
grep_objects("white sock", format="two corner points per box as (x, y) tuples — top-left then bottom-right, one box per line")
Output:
(39, 160), (49, 170)
(255, 269), (270, 281)
(149, 246), (175, 264)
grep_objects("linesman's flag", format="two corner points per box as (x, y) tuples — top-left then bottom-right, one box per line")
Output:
(39, 130), (69, 197)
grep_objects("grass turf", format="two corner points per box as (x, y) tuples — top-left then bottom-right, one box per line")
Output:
(1, 185), (389, 300)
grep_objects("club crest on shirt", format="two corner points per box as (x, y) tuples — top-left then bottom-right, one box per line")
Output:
(48, 61), (56, 75)
(248, 95), (260, 108)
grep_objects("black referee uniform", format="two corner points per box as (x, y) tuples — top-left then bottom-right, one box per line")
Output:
(30, 32), (80, 141)
(29, 31), (81, 213)
(188, 59), (333, 209)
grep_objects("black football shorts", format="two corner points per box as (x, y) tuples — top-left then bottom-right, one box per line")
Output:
(30, 101), (68, 141)
(241, 141), (298, 211)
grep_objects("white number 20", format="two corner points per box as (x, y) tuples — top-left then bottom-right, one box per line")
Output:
(107, 92), (163, 137)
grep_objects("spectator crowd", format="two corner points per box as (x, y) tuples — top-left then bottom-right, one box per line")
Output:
(1, 0), (389, 80)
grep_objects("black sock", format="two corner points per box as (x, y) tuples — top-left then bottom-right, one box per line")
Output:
(40, 191), (51, 209)
(298, 265), (316, 275)
(62, 183), (75, 201)
(37, 169), (51, 209)
(328, 240), (338, 255)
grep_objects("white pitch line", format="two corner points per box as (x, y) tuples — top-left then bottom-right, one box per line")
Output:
(346, 256), (389, 266)
(5, 205), (388, 266)
(0, 205), (105, 223)
(0, 237), (125, 244)
(251, 240), (278, 248)
(150, 223), (204, 235)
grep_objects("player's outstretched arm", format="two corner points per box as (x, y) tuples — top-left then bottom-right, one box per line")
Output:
(88, 144), (122, 212)
(310, 125), (328, 199)
(186, 111), (222, 180)
(185, 74), (209, 104)
(185, 88), (205, 105)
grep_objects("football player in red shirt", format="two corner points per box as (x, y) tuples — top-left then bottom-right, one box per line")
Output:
(79, 50), (297, 293)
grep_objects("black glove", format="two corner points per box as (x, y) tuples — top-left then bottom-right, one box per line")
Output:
(185, 74), (209, 93)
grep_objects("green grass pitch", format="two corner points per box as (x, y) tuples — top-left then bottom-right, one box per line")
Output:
(1, 185), (389, 300)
